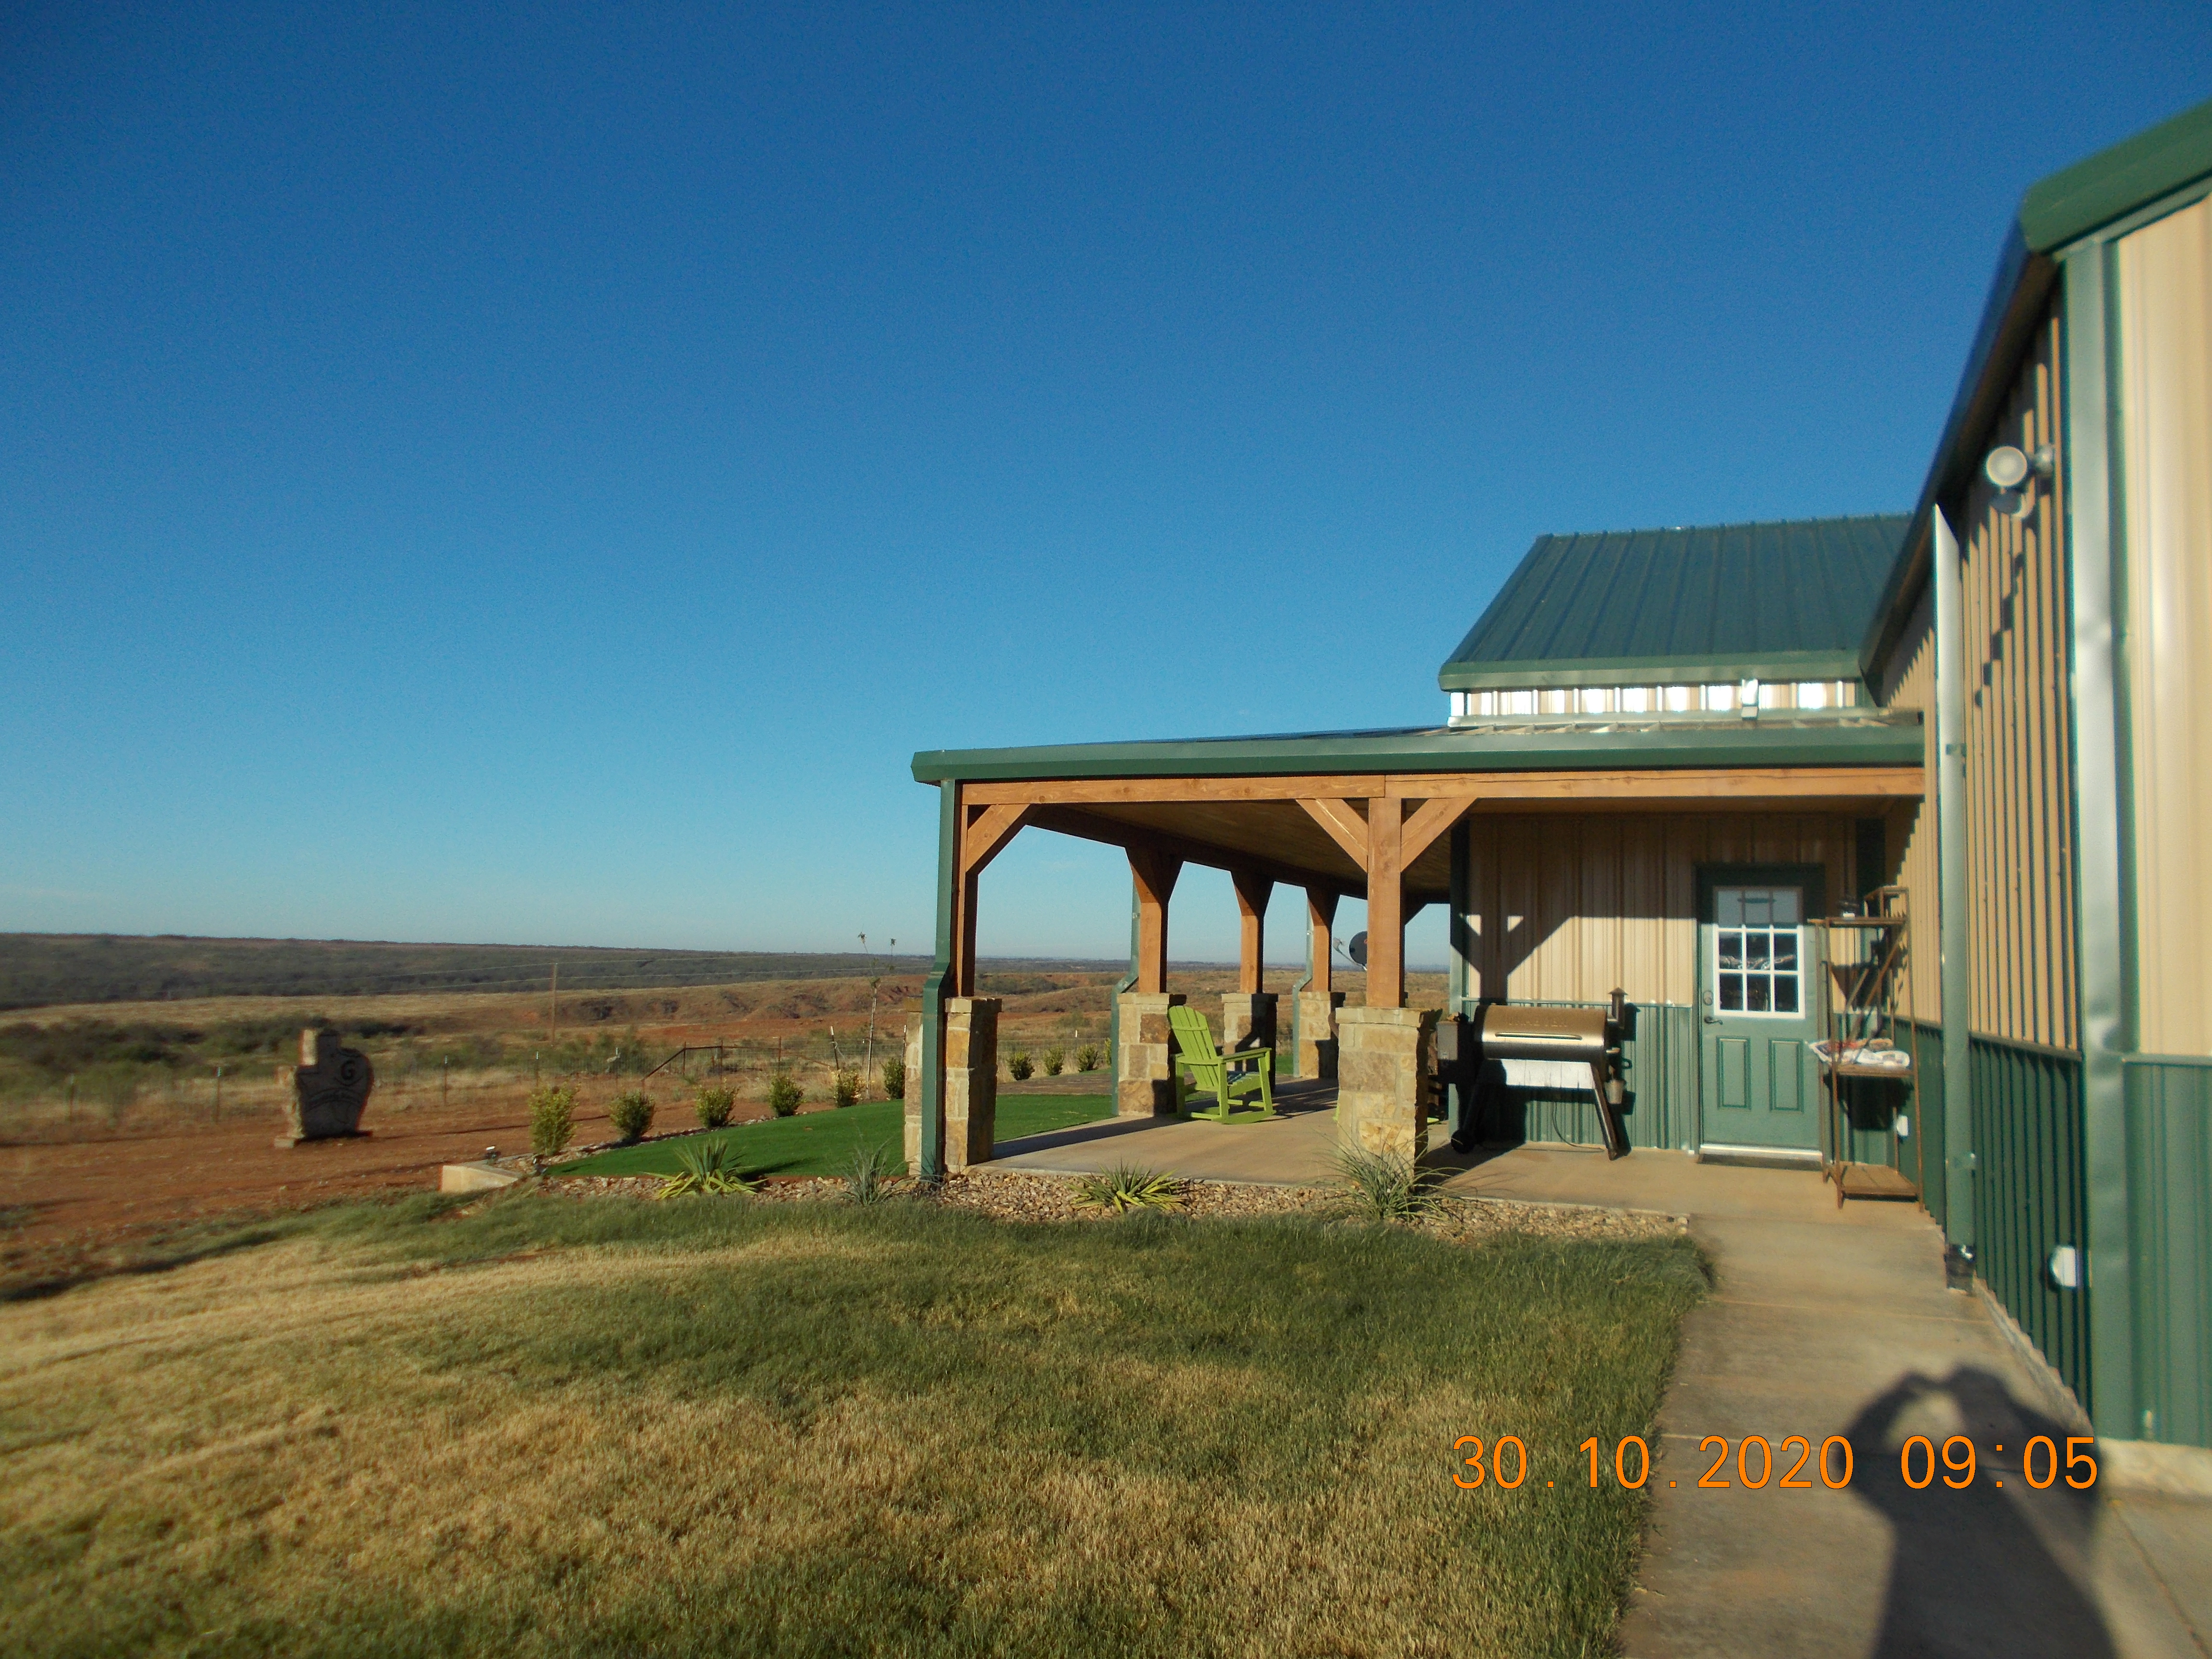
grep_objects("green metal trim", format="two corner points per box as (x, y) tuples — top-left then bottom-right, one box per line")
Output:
(2063, 243), (2136, 1436)
(913, 718), (1924, 783)
(2021, 97), (2212, 253)
(1935, 507), (1976, 1251)
(1439, 649), (1865, 693)
(1107, 878), (1138, 1094)
(917, 779), (958, 1182)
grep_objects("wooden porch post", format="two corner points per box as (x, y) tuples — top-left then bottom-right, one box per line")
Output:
(1232, 871), (1273, 994)
(1307, 887), (1338, 994)
(951, 802), (1030, 998)
(1129, 848), (1182, 993)
(1366, 796), (1405, 1009)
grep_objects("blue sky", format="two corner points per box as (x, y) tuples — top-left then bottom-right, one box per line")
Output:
(2, 4), (2205, 968)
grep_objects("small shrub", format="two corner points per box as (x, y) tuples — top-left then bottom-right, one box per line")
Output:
(1332, 1145), (1446, 1224)
(1072, 1163), (1186, 1214)
(844, 1139), (897, 1205)
(608, 1089), (655, 1142)
(880, 1057), (906, 1100)
(1075, 1043), (1103, 1072)
(1041, 1046), (1065, 1077)
(529, 1084), (576, 1158)
(832, 1069), (860, 1108)
(655, 1139), (755, 1199)
(1007, 1050), (1034, 1082)
(767, 1071), (803, 1117)
(694, 1085), (734, 1129)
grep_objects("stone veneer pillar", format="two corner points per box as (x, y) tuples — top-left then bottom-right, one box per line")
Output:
(1336, 1005), (1439, 1159)
(1221, 992), (1278, 1055)
(1296, 990), (1347, 1080)
(902, 998), (1000, 1172)
(1116, 991), (1187, 1117)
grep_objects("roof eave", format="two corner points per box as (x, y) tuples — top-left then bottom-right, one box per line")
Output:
(1440, 648), (1864, 693)
(912, 718), (1924, 784)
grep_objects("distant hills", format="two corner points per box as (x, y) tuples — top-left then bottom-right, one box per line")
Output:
(0, 934), (1118, 1011)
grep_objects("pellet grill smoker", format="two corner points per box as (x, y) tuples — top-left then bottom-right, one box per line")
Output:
(1438, 990), (1632, 1159)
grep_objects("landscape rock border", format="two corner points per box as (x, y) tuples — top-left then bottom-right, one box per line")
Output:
(546, 1166), (1689, 1244)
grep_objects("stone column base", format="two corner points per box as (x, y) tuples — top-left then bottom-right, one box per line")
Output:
(903, 999), (1000, 1172)
(1116, 992), (1187, 1117)
(1296, 990), (1346, 1080)
(1222, 992), (1278, 1054)
(1337, 1005), (1439, 1159)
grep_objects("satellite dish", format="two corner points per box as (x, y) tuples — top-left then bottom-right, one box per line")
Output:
(1984, 445), (2030, 490)
(1347, 931), (1369, 968)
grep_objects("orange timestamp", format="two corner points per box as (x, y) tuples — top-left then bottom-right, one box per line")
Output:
(1451, 1434), (2100, 1491)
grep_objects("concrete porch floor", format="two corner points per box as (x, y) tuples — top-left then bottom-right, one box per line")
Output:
(983, 1099), (2212, 1657)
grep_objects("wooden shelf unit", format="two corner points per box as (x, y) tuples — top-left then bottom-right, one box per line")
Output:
(1814, 885), (1923, 1208)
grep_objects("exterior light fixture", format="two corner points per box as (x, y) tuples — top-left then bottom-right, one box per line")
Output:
(1984, 445), (2056, 521)
(2049, 1244), (2082, 1289)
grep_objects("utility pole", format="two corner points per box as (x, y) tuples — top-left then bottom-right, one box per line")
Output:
(550, 962), (559, 1038)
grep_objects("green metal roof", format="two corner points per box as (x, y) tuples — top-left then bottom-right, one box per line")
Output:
(913, 711), (1923, 783)
(1437, 517), (1908, 693)
(1863, 96), (2212, 680)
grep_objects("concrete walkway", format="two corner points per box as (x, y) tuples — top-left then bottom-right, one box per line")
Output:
(982, 1114), (2211, 1656)
(1447, 1148), (2212, 1659)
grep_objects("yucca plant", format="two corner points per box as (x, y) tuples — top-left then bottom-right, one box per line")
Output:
(1332, 1144), (1446, 1224)
(844, 1139), (898, 1206)
(656, 1139), (756, 1200)
(1071, 1163), (1186, 1214)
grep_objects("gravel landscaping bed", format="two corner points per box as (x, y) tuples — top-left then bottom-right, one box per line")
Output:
(540, 1165), (1686, 1242)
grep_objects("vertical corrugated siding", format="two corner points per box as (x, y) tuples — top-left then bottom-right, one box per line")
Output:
(2125, 1057), (2212, 1447)
(1499, 1000), (1699, 1152)
(1960, 311), (2080, 1052)
(1877, 590), (1941, 1027)
(1972, 1036), (2092, 1411)
(2116, 196), (2212, 1058)
(1460, 813), (1852, 1006)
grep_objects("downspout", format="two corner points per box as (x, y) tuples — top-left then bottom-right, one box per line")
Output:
(1934, 506), (1976, 1254)
(1107, 876), (1139, 1094)
(918, 779), (960, 1183)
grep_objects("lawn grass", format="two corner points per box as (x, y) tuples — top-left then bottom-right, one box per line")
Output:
(0, 1192), (1706, 1658)
(559, 1094), (1114, 1179)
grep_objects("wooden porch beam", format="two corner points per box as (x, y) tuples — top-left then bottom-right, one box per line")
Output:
(1306, 887), (1339, 997)
(1231, 870), (1273, 995)
(1365, 796), (1405, 1010)
(960, 802), (1032, 877)
(1128, 847), (1182, 995)
(1297, 797), (1370, 867)
(1398, 794), (1474, 868)
(962, 765), (1925, 807)
(1023, 804), (1363, 899)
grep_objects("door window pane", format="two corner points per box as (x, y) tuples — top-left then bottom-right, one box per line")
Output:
(1713, 885), (1805, 1019)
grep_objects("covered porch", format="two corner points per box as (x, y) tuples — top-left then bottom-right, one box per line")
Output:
(904, 717), (1926, 1183)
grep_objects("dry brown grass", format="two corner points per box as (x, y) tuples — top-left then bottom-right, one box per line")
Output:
(0, 1191), (1701, 1658)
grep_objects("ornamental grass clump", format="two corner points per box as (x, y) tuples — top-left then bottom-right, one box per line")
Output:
(654, 1139), (754, 1200)
(1007, 1050), (1034, 1082)
(1041, 1047), (1065, 1077)
(1075, 1043), (1103, 1072)
(1071, 1163), (1186, 1214)
(528, 1084), (576, 1159)
(766, 1071), (803, 1118)
(608, 1090), (655, 1143)
(879, 1057), (906, 1100)
(1332, 1144), (1448, 1224)
(693, 1085), (734, 1130)
(843, 1139), (897, 1206)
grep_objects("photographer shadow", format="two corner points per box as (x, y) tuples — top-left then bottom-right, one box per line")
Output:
(1846, 1365), (2113, 1658)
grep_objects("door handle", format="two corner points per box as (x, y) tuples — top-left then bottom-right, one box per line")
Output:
(1700, 990), (1718, 1026)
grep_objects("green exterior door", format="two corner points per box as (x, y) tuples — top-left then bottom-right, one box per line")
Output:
(1698, 872), (1823, 1151)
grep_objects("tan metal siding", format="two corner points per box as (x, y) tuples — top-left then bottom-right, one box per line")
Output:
(1460, 813), (1852, 1005)
(1878, 590), (1942, 1026)
(2117, 196), (2212, 1057)
(1959, 310), (2079, 1051)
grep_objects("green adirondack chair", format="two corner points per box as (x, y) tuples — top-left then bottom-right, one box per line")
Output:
(1168, 1004), (1276, 1121)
